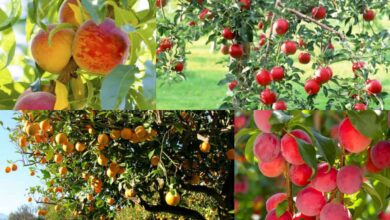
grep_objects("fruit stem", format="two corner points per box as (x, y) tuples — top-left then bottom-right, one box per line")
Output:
(285, 162), (294, 214)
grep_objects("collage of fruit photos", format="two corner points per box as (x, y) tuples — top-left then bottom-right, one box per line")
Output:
(0, 0), (389, 220)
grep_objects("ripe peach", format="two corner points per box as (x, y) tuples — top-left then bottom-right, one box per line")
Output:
(258, 154), (286, 178)
(72, 18), (130, 75)
(366, 149), (381, 173)
(319, 202), (351, 220)
(14, 91), (56, 110)
(370, 141), (390, 169)
(253, 133), (281, 162)
(281, 129), (312, 165)
(336, 165), (363, 194)
(59, 0), (87, 26)
(253, 110), (272, 133)
(309, 163), (337, 192)
(296, 187), (326, 216)
(339, 118), (371, 153)
(289, 164), (312, 186)
(266, 192), (287, 212)
(265, 210), (292, 220)
(31, 25), (75, 73)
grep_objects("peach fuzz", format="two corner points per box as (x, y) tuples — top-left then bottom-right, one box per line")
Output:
(338, 118), (371, 153)
(31, 25), (75, 74)
(72, 18), (130, 75)
(14, 91), (56, 110)
(258, 154), (285, 178)
(253, 133), (281, 162)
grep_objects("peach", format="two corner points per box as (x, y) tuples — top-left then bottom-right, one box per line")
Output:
(253, 133), (281, 162)
(309, 163), (337, 192)
(339, 118), (371, 153)
(319, 202), (351, 220)
(254, 110), (272, 133)
(281, 129), (312, 165)
(258, 154), (285, 178)
(366, 148), (381, 173)
(289, 164), (312, 186)
(72, 18), (130, 75)
(59, 0), (87, 26)
(296, 187), (326, 216)
(336, 165), (363, 194)
(14, 91), (56, 110)
(293, 213), (315, 220)
(370, 141), (390, 169)
(31, 25), (75, 73)
(265, 210), (292, 220)
(266, 193), (287, 212)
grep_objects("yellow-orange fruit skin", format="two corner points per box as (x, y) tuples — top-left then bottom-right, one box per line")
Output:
(72, 18), (130, 75)
(31, 25), (75, 74)
(59, 0), (81, 26)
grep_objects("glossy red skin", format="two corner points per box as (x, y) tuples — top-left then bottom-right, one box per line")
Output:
(198, 8), (210, 20)
(366, 148), (382, 173)
(336, 165), (363, 194)
(312, 6), (326, 20)
(253, 110), (272, 133)
(304, 79), (320, 95)
(273, 101), (287, 110)
(240, 0), (250, 10)
(293, 213), (316, 220)
(309, 163), (337, 192)
(258, 21), (264, 29)
(221, 44), (230, 55)
(229, 44), (243, 58)
(298, 52), (311, 64)
(363, 9), (375, 21)
(72, 18), (130, 75)
(258, 154), (285, 177)
(222, 28), (235, 40)
(156, 0), (167, 8)
(320, 203), (352, 220)
(366, 79), (382, 94)
(354, 103), (367, 110)
(281, 41), (297, 55)
(260, 89), (277, 105)
(256, 69), (272, 86)
(266, 210), (292, 220)
(339, 118), (371, 153)
(253, 133), (281, 162)
(273, 19), (289, 35)
(296, 187), (326, 216)
(259, 37), (267, 46)
(14, 91), (56, 110)
(298, 39), (305, 48)
(174, 62), (184, 72)
(271, 66), (284, 81)
(266, 193), (287, 212)
(188, 21), (196, 26)
(314, 67), (332, 84)
(228, 80), (238, 90)
(281, 129), (312, 165)
(159, 38), (173, 51)
(370, 141), (390, 169)
(352, 61), (365, 72)
(289, 164), (313, 186)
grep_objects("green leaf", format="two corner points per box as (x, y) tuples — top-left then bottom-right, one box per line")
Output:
(295, 137), (317, 169)
(347, 111), (381, 138)
(244, 134), (257, 164)
(367, 173), (390, 188)
(269, 111), (293, 125)
(362, 182), (383, 209)
(0, 10), (16, 70)
(310, 128), (337, 166)
(275, 200), (289, 217)
(0, 0), (21, 31)
(100, 65), (137, 109)
(81, 0), (102, 23)
(234, 128), (258, 145)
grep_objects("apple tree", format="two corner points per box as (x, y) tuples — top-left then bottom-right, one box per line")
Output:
(5, 110), (234, 219)
(0, 0), (156, 110)
(234, 110), (390, 219)
(157, 0), (390, 109)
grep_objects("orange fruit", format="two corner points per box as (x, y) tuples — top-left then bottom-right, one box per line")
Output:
(107, 197), (115, 205)
(4, 166), (11, 173)
(54, 205), (61, 212)
(110, 129), (121, 140)
(39, 119), (51, 131)
(82, 172), (89, 180)
(18, 136), (28, 147)
(165, 191), (180, 206)
(125, 188), (136, 198)
(55, 133), (68, 145)
(150, 155), (160, 167)
(109, 162), (119, 173)
(54, 153), (63, 163)
(11, 164), (17, 171)
(87, 193), (94, 201)
(97, 133), (110, 146)
(43, 197), (49, 203)
(107, 168), (116, 178)
(135, 126), (147, 138)
(75, 142), (86, 152)
(199, 141), (211, 153)
(97, 154), (108, 166)
(40, 157), (47, 164)
(59, 166), (68, 176)
(63, 142), (74, 153)
(55, 186), (63, 193)
(30, 170), (35, 176)
(117, 167), (125, 174)
(226, 149), (235, 160)
(27, 197), (32, 202)
(120, 128), (133, 140)
(26, 123), (40, 136)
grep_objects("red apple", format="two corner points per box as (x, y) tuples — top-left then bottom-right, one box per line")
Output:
(366, 79), (382, 94)
(222, 28), (235, 40)
(188, 21), (196, 26)
(281, 40), (297, 55)
(273, 19), (289, 35)
(229, 80), (238, 91)
(273, 100), (287, 110)
(352, 61), (365, 72)
(314, 67), (332, 84)
(258, 21), (264, 30)
(221, 44), (230, 55)
(256, 69), (272, 86)
(174, 62), (184, 72)
(229, 44), (243, 58)
(260, 89), (277, 105)
(239, 0), (250, 10)
(298, 52), (311, 64)
(298, 39), (305, 48)
(363, 9), (375, 21)
(304, 79), (320, 95)
(354, 103), (367, 110)
(159, 38), (173, 51)
(270, 66), (284, 81)
(312, 6), (326, 20)
(156, 0), (167, 8)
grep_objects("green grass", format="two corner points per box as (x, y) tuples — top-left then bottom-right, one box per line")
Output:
(157, 38), (227, 110)
(157, 27), (390, 110)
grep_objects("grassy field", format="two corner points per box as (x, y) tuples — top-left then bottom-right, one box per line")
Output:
(157, 35), (390, 110)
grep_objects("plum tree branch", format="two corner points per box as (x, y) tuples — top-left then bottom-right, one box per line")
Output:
(261, 0), (281, 63)
(277, 2), (347, 41)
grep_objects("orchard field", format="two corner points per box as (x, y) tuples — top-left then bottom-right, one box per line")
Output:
(234, 110), (390, 219)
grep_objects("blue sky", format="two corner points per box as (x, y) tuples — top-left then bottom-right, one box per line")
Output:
(0, 111), (40, 215)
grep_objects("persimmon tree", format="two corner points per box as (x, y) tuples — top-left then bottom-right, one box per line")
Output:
(157, 0), (390, 109)
(0, 0), (156, 110)
(234, 110), (390, 219)
(5, 110), (234, 219)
